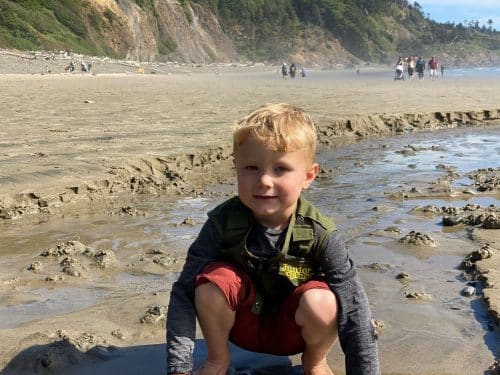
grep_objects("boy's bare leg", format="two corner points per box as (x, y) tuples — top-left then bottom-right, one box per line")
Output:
(295, 289), (338, 375)
(195, 282), (235, 375)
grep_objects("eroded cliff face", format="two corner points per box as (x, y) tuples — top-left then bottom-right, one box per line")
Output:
(88, 0), (237, 62)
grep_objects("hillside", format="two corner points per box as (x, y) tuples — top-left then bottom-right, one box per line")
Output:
(0, 0), (499, 67)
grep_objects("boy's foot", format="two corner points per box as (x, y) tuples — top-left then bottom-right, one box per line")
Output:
(194, 360), (230, 375)
(303, 361), (334, 375)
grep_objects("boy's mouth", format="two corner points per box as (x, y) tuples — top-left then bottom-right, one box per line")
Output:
(254, 195), (277, 200)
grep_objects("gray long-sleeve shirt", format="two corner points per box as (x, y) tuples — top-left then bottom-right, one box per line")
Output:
(166, 201), (380, 375)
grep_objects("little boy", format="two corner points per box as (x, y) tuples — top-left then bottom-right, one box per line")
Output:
(166, 103), (380, 375)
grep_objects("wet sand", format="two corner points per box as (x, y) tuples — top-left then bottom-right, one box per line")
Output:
(0, 64), (499, 374)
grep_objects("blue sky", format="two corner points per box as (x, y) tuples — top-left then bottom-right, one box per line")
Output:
(416, 0), (500, 29)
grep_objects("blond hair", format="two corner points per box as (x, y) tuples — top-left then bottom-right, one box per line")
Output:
(232, 103), (317, 161)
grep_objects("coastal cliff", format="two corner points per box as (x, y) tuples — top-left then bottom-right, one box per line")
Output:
(1, 0), (499, 66)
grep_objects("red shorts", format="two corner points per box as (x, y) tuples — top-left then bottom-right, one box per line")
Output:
(195, 261), (330, 355)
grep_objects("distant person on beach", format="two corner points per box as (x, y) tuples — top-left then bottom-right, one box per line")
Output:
(416, 56), (425, 80)
(407, 56), (415, 80)
(428, 56), (438, 80)
(289, 63), (297, 78)
(440, 64), (444, 77)
(80, 61), (88, 73)
(281, 62), (288, 79)
(79, 60), (93, 74)
(166, 103), (380, 375)
(395, 57), (405, 80)
(300, 65), (306, 78)
(64, 60), (75, 73)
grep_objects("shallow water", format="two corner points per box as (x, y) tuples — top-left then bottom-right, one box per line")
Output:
(310, 125), (500, 373)
(0, 125), (499, 372)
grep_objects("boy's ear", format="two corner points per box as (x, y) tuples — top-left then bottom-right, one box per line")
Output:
(303, 162), (319, 189)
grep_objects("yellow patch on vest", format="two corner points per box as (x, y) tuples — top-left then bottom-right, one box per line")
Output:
(279, 260), (313, 286)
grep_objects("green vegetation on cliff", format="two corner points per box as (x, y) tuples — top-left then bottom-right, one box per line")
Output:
(195, 0), (500, 63)
(0, 0), (498, 64)
(0, 0), (119, 57)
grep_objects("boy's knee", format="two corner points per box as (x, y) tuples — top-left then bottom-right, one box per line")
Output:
(296, 288), (338, 328)
(195, 282), (226, 309)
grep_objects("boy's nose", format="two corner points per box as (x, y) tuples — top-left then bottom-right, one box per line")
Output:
(258, 172), (273, 187)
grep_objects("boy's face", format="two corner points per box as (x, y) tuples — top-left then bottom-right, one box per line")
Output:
(234, 135), (318, 230)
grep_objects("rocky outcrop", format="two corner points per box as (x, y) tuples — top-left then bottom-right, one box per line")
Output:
(466, 233), (500, 326)
(87, 0), (237, 62)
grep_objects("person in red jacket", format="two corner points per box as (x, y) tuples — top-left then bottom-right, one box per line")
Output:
(428, 56), (438, 80)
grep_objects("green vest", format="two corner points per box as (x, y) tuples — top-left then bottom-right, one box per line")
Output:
(208, 196), (336, 314)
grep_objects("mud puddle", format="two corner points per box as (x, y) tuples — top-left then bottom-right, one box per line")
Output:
(0, 125), (499, 373)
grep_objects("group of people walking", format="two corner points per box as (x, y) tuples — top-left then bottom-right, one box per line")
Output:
(281, 62), (306, 79)
(395, 55), (443, 81)
(64, 59), (93, 74)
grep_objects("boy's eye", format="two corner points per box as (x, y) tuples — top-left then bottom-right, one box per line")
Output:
(275, 166), (290, 173)
(244, 165), (258, 171)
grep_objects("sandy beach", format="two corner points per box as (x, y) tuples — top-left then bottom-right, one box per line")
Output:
(0, 55), (499, 375)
